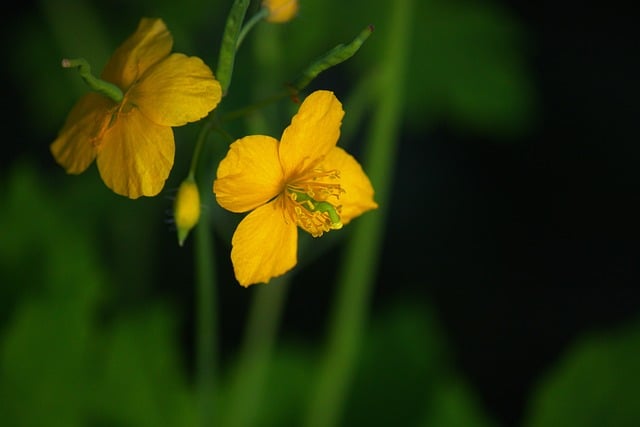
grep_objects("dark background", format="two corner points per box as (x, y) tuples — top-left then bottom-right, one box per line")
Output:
(2, 1), (639, 426)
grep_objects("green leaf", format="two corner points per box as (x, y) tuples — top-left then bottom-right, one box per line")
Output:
(524, 317), (640, 427)
(0, 163), (196, 427)
(341, 300), (451, 426)
(91, 307), (198, 427)
(252, 344), (316, 427)
(0, 163), (103, 427)
(286, 0), (536, 136)
(419, 379), (499, 427)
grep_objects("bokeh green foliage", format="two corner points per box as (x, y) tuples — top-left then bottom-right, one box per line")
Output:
(2, 0), (638, 426)
(0, 165), (197, 427)
(524, 317), (640, 427)
(0, 163), (497, 425)
(2, 163), (640, 424)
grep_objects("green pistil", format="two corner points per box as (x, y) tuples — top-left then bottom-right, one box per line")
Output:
(291, 191), (342, 229)
(62, 58), (123, 103)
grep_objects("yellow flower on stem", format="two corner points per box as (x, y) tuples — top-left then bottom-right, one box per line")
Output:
(213, 90), (378, 287)
(262, 0), (299, 23)
(51, 18), (222, 198)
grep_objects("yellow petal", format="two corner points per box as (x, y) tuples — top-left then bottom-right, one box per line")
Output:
(101, 18), (172, 91)
(131, 53), (222, 126)
(50, 93), (114, 174)
(321, 147), (378, 224)
(231, 199), (298, 286)
(279, 90), (344, 179)
(214, 135), (284, 213)
(96, 109), (174, 198)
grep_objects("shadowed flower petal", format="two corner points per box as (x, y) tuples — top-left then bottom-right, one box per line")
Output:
(231, 200), (298, 286)
(279, 90), (344, 178)
(214, 135), (284, 213)
(96, 109), (174, 198)
(102, 17), (173, 90)
(51, 93), (114, 174)
(132, 53), (222, 126)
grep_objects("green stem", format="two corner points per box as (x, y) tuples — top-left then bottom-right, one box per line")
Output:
(302, 1), (413, 426)
(189, 113), (217, 178)
(61, 58), (123, 102)
(236, 7), (269, 49)
(216, 0), (250, 95)
(220, 89), (290, 122)
(221, 25), (374, 124)
(195, 206), (218, 427)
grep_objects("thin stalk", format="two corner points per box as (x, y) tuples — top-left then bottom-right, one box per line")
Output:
(302, 0), (414, 426)
(195, 207), (218, 427)
(215, 0), (250, 95)
(236, 7), (269, 49)
(189, 114), (216, 178)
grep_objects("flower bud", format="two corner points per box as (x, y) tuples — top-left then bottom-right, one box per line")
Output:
(174, 178), (201, 246)
(263, 0), (298, 23)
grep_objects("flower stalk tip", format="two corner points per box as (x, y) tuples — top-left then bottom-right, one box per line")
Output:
(291, 24), (374, 93)
(61, 57), (123, 103)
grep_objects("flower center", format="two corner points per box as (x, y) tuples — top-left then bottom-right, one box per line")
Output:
(286, 168), (344, 237)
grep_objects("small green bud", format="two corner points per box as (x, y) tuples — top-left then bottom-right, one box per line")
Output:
(174, 178), (201, 246)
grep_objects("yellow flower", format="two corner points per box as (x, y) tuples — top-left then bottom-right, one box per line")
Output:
(213, 90), (378, 287)
(51, 18), (222, 198)
(174, 178), (201, 246)
(263, 0), (299, 23)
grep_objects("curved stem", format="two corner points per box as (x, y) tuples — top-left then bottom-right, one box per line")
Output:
(188, 116), (216, 179)
(236, 7), (269, 49)
(195, 205), (218, 427)
(302, 1), (413, 426)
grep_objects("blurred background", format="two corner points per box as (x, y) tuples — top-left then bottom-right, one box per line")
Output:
(1, 1), (639, 426)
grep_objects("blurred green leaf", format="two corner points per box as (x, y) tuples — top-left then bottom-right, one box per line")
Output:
(341, 300), (450, 426)
(0, 163), (104, 426)
(248, 343), (316, 427)
(419, 379), (499, 427)
(523, 317), (640, 427)
(0, 163), (196, 427)
(0, 299), (95, 427)
(409, 0), (536, 135)
(91, 306), (198, 427)
(286, 0), (535, 136)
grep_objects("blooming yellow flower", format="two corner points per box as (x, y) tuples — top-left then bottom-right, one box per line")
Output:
(213, 90), (378, 287)
(263, 0), (299, 23)
(51, 18), (222, 198)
